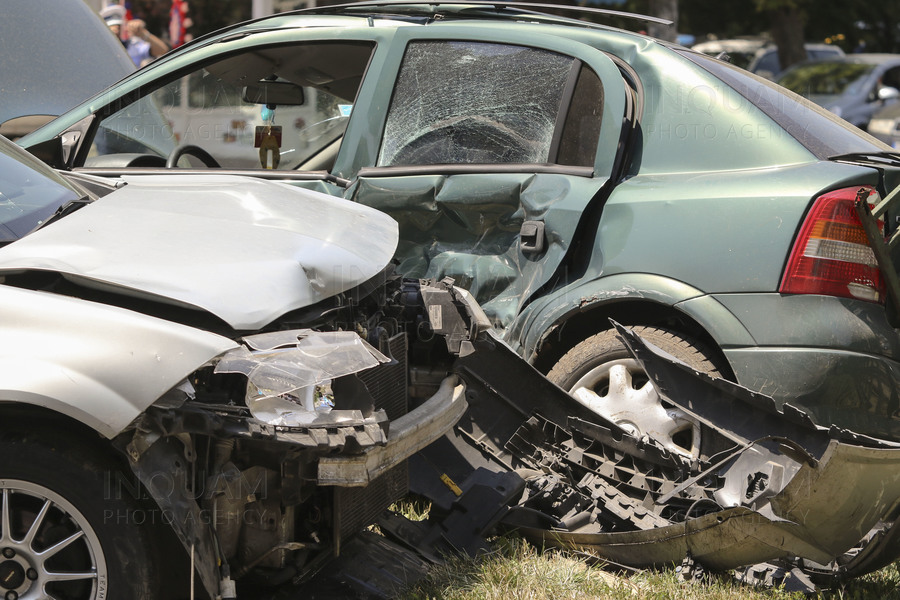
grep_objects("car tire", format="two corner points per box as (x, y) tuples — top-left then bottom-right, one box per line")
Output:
(0, 428), (161, 600)
(547, 327), (721, 459)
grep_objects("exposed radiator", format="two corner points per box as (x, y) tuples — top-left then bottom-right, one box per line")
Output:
(336, 332), (409, 543)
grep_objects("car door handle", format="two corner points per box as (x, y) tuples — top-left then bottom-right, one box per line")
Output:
(520, 220), (545, 253)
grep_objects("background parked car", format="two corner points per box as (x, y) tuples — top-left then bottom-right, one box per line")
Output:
(747, 42), (845, 80)
(776, 54), (900, 129)
(867, 101), (900, 147)
(692, 37), (766, 69)
(18, 3), (900, 461)
(692, 38), (844, 79)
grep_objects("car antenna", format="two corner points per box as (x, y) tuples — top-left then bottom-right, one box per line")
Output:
(304, 0), (673, 26)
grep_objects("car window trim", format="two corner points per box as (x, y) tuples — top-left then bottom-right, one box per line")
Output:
(76, 39), (379, 173)
(72, 167), (353, 188)
(548, 60), (584, 163)
(357, 163), (594, 178)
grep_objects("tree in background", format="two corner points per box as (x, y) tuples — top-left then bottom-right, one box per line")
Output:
(844, 1), (900, 53)
(185, 0), (251, 36)
(756, 0), (808, 70)
(678, 0), (767, 41)
(122, 0), (900, 57)
(678, 0), (900, 55)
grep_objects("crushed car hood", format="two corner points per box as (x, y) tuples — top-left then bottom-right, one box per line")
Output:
(0, 175), (399, 330)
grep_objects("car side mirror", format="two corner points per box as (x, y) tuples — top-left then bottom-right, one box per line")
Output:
(22, 114), (95, 170)
(242, 80), (305, 106)
(24, 136), (65, 168)
(879, 86), (900, 102)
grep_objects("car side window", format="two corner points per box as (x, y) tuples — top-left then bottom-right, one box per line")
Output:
(90, 41), (374, 170)
(378, 41), (602, 167)
(881, 67), (900, 92)
(557, 65), (604, 166)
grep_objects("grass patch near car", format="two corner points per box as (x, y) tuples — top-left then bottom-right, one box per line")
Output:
(396, 524), (900, 600)
(399, 536), (808, 600)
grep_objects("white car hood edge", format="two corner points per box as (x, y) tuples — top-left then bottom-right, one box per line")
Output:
(0, 175), (399, 330)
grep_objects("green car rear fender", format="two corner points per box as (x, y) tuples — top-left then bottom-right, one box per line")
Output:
(506, 272), (755, 364)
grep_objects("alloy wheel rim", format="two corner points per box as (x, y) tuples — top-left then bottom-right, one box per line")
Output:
(0, 480), (106, 600)
(569, 358), (700, 459)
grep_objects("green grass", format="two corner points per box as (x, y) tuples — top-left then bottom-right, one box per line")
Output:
(395, 529), (900, 599)
(389, 499), (900, 600)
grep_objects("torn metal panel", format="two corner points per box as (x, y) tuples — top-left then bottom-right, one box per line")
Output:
(352, 171), (607, 328)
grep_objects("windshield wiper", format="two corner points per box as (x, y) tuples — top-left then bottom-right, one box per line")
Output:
(829, 151), (900, 167)
(31, 195), (92, 233)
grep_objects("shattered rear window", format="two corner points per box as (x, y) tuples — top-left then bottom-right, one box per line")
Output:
(378, 41), (585, 166)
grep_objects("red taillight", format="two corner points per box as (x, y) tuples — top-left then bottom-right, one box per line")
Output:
(780, 186), (886, 303)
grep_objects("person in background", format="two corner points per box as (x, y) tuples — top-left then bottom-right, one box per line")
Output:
(100, 4), (169, 68)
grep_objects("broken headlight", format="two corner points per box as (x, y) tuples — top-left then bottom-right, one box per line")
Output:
(215, 329), (390, 426)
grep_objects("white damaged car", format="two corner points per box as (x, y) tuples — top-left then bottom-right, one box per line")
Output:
(0, 135), (477, 599)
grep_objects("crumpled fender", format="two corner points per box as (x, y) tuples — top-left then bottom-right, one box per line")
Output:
(0, 285), (236, 437)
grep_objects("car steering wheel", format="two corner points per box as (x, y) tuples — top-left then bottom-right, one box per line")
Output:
(166, 144), (221, 168)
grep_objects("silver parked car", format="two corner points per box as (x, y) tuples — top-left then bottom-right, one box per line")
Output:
(867, 100), (900, 147)
(747, 42), (845, 80)
(776, 54), (900, 129)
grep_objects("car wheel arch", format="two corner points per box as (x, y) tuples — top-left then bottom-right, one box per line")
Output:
(0, 402), (110, 447)
(528, 297), (733, 381)
(0, 382), (144, 440)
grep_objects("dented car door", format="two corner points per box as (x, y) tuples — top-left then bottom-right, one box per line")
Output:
(349, 32), (628, 328)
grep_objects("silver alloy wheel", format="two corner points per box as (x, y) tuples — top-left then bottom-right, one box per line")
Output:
(569, 357), (700, 459)
(0, 480), (107, 600)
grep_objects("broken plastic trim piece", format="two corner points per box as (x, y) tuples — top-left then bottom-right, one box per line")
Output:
(420, 280), (492, 356)
(214, 329), (390, 426)
(512, 325), (900, 571)
(404, 322), (900, 588)
(318, 375), (468, 486)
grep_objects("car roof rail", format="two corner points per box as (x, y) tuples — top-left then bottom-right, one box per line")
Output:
(178, 1), (670, 57)
(303, 0), (673, 26)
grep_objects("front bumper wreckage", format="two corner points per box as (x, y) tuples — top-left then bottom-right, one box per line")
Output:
(116, 275), (900, 597)
(386, 322), (900, 594)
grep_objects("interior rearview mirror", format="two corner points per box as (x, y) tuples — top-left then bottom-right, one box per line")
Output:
(242, 80), (305, 106)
